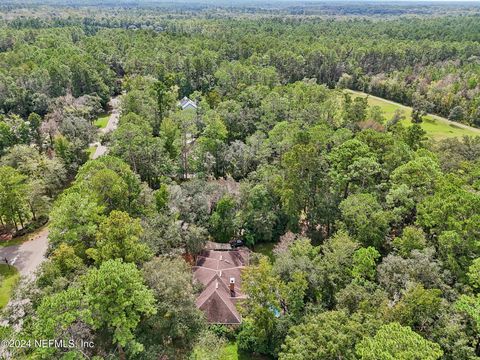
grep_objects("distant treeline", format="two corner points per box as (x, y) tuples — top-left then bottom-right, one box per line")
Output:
(2, 0), (480, 16)
(1, 11), (480, 126)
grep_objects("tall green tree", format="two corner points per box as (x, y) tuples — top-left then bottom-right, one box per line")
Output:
(239, 256), (308, 356)
(352, 247), (381, 282)
(280, 143), (327, 230)
(48, 191), (104, 257)
(82, 259), (157, 354)
(339, 193), (390, 249)
(0, 165), (29, 229)
(86, 210), (152, 265)
(280, 311), (366, 360)
(195, 112), (228, 177)
(153, 77), (176, 136)
(328, 139), (377, 199)
(356, 322), (443, 360)
(209, 194), (237, 243)
(237, 183), (280, 246)
(139, 256), (205, 357)
(316, 231), (358, 307)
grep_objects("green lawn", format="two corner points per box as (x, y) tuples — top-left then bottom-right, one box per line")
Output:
(94, 114), (110, 129)
(0, 237), (25, 248)
(346, 90), (480, 141)
(86, 145), (96, 159)
(222, 342), (271, 360)
(0, 264), (19, 309)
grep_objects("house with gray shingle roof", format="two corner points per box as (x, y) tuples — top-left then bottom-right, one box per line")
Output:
(179, 96), (197, 111)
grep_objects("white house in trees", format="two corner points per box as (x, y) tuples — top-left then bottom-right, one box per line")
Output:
(179, 96), (197, 110)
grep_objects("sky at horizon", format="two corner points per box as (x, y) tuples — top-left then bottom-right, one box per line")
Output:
(5, 0), (480, 3)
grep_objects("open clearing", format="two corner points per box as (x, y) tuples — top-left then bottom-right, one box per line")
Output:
(221, 342), (270, 360)
(94, 113), (110, 129)
(0, 264), (19, 309)
(347, 90), (480, 141)
(86, 145), (96, 159)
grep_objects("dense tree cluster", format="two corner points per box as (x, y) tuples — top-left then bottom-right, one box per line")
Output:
(2, 154), (207, 359)
(2, 11), (480, 128)
(1, 4), (480, 360)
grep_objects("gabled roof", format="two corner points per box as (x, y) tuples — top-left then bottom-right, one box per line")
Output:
(196, 277), (241, 324)
(193, 249), (249, 324)
(193, 266), (246, 297)
(179, 96), (197, 110)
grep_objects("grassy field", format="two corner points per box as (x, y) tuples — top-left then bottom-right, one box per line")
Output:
(222, 342), (271, 360)
(0, 264), (19, 309)
(86, 145), (96, 159)
(94, 114), (110, 129)
(347, 90), (480, 141)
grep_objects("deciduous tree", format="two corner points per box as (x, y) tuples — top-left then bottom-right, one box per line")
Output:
(356, 322), (443, 360)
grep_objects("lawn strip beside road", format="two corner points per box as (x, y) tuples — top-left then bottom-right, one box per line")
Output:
(0, 264), (19, 309)
(346, 89), (480, 141)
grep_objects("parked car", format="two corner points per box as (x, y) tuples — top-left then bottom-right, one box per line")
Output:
(229, 239), (244, 248)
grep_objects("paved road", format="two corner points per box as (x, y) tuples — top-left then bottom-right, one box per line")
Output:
(0, 228), (49, 278)
(1, 96), (121, 276)
(102, 96), (120, 133)
(91, 95), (121, 160)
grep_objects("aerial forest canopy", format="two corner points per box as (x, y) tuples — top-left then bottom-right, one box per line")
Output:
(1, 6), (480, 125)
(0, 2), (480, 360)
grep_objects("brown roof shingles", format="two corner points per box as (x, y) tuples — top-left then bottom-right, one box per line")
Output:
(193, 249), (249, 324)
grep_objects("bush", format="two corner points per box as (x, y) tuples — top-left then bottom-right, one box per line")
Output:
(209, 324), (237, 341)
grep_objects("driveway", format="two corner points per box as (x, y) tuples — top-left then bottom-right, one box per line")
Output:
(91, 142), (108, 159)
(0, 228), (49, 278)
(102, 96), (120, 134)
(91, 95), (121, 159)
